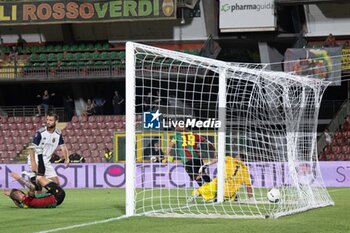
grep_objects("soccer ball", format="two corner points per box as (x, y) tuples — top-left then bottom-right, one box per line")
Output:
(150, 156), (158, 163)
(267, 188), (281, 203)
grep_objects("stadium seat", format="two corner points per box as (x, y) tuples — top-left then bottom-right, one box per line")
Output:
(78, 137), (87, 144)
(0, 116), (8, 123)
(82, 149), (92, 157)
(97, 143), (105, 151)
(100, 130), (109, 137)
(93, 157), (102, 163)
(86, 136), (95, 144)
(103, 136), (112, 143)
(84, 157), (93, 163)
(88, 122), (98, 129)
(95, 136), (103, 143)
(89, 143), (97, 150)
(80, 144), (89, 151)
(91, 150), (100, 158)
(6, 137), (14, 144)
(7, 144), (15, 151)
(0, 144), (6, 151)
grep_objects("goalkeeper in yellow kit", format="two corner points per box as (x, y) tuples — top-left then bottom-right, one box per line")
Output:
(190, 154), (253, 202)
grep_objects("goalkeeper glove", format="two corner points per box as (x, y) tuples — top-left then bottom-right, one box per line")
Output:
(198, 163), (209, 174)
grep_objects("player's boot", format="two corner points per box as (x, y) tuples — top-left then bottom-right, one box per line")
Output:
(187, 190), (199, 203)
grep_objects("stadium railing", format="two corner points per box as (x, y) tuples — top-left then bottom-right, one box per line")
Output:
(0, 105), (64, 119)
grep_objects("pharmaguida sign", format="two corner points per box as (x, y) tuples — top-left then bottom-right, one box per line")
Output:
(0, 162), (349, 189)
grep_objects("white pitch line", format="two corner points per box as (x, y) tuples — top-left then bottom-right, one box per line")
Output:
(35, 215), (129, 233)
(327, 188), (350, 193)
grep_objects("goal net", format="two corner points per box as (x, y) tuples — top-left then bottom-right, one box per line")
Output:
(125, 42), (334, 219)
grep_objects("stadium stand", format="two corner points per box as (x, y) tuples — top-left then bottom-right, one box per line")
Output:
(0, 115), (127, 163)
(0, 42), (200, 79)
(319, 117), (350, 161)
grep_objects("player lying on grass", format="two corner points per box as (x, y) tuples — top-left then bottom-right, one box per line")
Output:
(3, 172), (65, 208)
(189, 154), (254, 202)
(165, 125), (217, 187)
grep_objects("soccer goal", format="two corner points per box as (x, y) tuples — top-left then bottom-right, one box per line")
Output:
(125, 42), (334, 219)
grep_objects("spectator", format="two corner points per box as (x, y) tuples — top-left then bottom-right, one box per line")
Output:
(9, 45), (18, 61)
(324, 33), (338, 47)
(37, 90), (55, 117)
(344, 115), (350, 130)
(153, 91), (162, 111)
(343, 41), (350, 49)
(323, 128), (332, 145)
(93, 97), (106, 115)
(112, 91), (124, 115)
(150, 140), (164, 163)
(144, 92), (152, 112)
(69, 152), (85, 163)
(17, 34), (27, 52)
(63, 95), (74, 121)
(104, 148), (113, 162)
(82, 99), (95, 116)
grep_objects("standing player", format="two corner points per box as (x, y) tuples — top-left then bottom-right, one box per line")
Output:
(165, 125), (216, 187)
(3, 172), (65, 208)
(189, 154), (253, 202)
(26, 112), (69, 186)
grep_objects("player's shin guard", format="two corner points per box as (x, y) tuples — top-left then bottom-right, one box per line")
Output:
(44, 182), (66, 206)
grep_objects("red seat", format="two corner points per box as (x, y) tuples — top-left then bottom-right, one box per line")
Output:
(106, 115), (113, 122)
(332, 146), (341, 154)
(0, 144), (6, 151)
(91, 129), (101, 136)
(2, 124), (10, 130)
(0, 116), (8, 124)
(19, 130), (28, 137)
(78, 137), (87, 144)
(25, 123), (34, 130)
(97, 143), (106, 151)
(84, 157), (93, 163)
(74, 130), (84, 137)
(337, 153), (345, 161)
(88, 116), (96, 123)
(24, 117), (32, 124)
(103, 137), (112, 143)
(71, 116), (79, 123)
(80, 144), (89, 151)
(88, 122), (98, 129)
(15, 144), (23, 152)
(97, 123), (106, 129)
(83, 129), (92, 136)
(33, 116), (41, 123)
(9, 124), (17, 131)
(71, 136), (78, 144)
(12, 130), (19, 137)
(73, 144), (80, 151)
(8, 117), (15, 124)
(83, 150), (92, 157)
(93, 157), (102, 163)
(84, 136), (93, 144)
(95, 136), (103, 143)
(78, 116), (88, 122)
(7, 144), (15, 151)
(6, 138), (14, 144)
(89, 143), (97, 150)
(100, 130), (109, 136)
(91, 150), (100, 158)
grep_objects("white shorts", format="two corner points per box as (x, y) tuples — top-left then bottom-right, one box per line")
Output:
(27, 160), (58, 179)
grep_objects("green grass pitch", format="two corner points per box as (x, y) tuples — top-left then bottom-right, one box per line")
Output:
(0, 188), (349, 233)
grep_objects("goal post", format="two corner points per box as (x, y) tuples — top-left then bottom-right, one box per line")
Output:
(125, 42), (334, 219)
